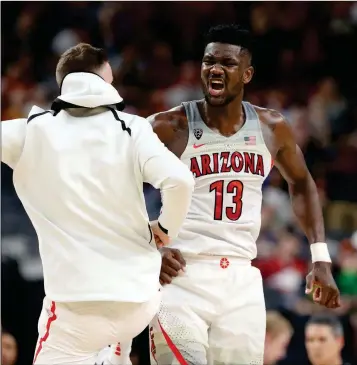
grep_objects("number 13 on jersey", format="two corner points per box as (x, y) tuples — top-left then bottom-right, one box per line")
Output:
(209, 180), (244, 221)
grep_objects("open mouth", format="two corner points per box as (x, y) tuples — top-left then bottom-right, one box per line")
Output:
(208, 79), (225, 97)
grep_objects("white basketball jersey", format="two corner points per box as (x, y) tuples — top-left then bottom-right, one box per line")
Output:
(169, 101), (273, 260)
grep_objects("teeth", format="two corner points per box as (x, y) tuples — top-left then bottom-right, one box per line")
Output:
(211, 80), (223, 84)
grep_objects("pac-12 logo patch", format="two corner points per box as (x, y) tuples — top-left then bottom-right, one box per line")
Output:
(194, 128), (203, 140)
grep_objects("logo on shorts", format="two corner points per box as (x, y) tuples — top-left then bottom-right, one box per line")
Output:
(194, 128), (203, 140)
(220, 257), (230, 269)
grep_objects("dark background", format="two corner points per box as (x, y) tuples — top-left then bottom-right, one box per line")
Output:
(2, 2), (357, 365)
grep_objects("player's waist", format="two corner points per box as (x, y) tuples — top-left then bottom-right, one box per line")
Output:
(182, 215), (259, 232)
(42, 254), (162, 302)
(176, 223), (257, 248)
(182, 253), (251, 266)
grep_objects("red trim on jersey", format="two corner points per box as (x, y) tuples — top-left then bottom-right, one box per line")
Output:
(271, 158), (274, 170)
(33, 301), (57, 364)
(158, 320), (188, 365)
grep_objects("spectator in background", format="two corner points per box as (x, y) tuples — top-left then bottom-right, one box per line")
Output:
(262, 168), (294, 231)
(308, 77), (346, 147)
(336, 232), (357, 296)
(255, 231), (307, 308)
(1, 2), (357, 364)
(1, 330), (18, 365)
(305, 314), (351, 365)
(264, 311), (293, 365)
(163, 61), (202, 108)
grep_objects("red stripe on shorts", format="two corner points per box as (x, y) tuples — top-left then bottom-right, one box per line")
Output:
(33, 301), (57, 364)
(114, 342), (121, 356)
(158, 320), (188, 365)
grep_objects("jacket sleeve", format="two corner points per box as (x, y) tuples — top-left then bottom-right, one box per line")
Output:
(132, 117), (194, 238)
(1, 118), (27, 169)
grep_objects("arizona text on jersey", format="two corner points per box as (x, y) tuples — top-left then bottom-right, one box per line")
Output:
(171, 100), (273, 259)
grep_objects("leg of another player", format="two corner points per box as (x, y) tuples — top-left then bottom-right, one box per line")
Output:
(34, 292), (161, 365)
(207, 266), (266, 365)
(33, 298), (102, 365)
(150, 284), (210, 365)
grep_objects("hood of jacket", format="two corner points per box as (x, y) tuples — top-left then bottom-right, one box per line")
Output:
(57, 72), (123, 108)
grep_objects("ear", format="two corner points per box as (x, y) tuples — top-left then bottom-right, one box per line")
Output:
(243, 66), (254, 85)
(265, 332), (272, 344)
(337, 336), (344, 351)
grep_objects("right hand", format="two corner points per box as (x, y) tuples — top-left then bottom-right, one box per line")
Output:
(160, 247), (186, 285)
(305, 262), (341, 309)
(151, 221), (170, 249)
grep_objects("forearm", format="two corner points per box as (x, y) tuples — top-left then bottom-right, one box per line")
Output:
(288, 174), (325, 244)
(272, 119), (332, 265)
(158, 172), (195, 238)
(144, 153), (195, 238)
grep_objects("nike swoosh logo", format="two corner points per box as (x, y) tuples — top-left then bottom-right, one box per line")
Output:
(193, 143), (205, 149)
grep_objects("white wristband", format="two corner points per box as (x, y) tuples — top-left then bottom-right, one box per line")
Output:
(310, 242), (331, 263)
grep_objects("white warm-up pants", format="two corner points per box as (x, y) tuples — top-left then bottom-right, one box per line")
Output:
(33, 291), (161, 364)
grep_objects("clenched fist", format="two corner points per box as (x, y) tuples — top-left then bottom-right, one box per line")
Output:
(159, 247), (186, 285)
(305, 262), (341, 309)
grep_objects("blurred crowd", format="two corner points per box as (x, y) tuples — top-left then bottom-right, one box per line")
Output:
(2, 2), (357, 365)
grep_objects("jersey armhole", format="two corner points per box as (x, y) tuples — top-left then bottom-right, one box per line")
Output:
(248, 103), (274, 175)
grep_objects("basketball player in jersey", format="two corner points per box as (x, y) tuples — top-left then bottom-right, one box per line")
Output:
(98, 24), (340, 365)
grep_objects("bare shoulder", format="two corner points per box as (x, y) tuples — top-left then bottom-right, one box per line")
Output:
(147, 105), (188, 146)
(253, 105), (287, 130)
(253, 105), (295, 150)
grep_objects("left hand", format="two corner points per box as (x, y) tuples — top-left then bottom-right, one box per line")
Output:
(305, 262), (341, 309)
(159, 247), (186, 285)
(151, 221), (170, 249)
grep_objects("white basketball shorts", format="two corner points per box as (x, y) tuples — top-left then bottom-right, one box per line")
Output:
(149, 256), (266, 365)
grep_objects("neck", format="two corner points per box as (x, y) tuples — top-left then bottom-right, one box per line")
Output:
(65, 106), (109, 117)
(202, 92), (245, 136)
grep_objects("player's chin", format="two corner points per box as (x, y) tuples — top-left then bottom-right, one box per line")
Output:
(204, 94), (227, 106)
(309, 354), (324, 363)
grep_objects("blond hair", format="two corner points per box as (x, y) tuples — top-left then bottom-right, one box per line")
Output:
(266, 311), (293, 338)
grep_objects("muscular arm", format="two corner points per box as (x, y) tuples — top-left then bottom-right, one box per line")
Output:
(268, 112), (341, 308)
(273, 120), (325, 244)
(147, 107), (188, 158)
(259, 109), (325, 245)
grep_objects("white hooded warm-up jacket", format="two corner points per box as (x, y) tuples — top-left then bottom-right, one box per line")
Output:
(1, 72), (194, 303)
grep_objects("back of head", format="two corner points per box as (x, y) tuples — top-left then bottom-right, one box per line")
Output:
(266, 311), (293, 337)
(264, 311), (293, 365)
(55, 43), (108, 87)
